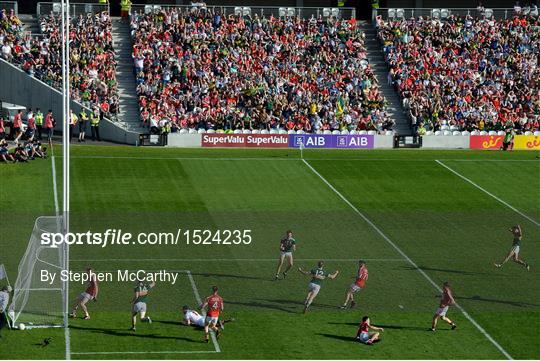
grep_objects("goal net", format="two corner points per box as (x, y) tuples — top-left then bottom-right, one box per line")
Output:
(10, 216), (66, 329)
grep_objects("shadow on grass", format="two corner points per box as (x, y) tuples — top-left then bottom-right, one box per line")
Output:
(258, 298), (338, 309)
(457, 295), (540, 308)
(227, 300), (296, 313)
(191, 272), (267, 281)
(401, 265), (487, 276)
(69, 325), (201, 342)
(327, 322), (427, 331)
(317, 333), (355, 342)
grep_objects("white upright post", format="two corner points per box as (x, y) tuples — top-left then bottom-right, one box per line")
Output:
(61, 0), (70, 351)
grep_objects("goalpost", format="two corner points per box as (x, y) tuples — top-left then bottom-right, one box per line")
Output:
(10, 217), (65, 329)
(10, 0), (71, 333)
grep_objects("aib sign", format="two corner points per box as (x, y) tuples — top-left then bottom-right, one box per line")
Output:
(290, 134), (374, 149)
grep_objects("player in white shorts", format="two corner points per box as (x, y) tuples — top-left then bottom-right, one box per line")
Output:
(431, 282), (457, 331)
(298, 261), (339, 313)
(182, 306), (205, 327)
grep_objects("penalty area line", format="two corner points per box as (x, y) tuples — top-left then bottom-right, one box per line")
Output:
(436, 160), (540, 227)
(301, 158), (513, 360)
(187, 270), (221, 353)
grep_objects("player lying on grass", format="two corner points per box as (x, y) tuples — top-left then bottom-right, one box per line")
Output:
(494, 225), (530, 270)
(356, 316), (383, 345)
(431, 281), (457, 332)
(130, 281), (155, 331)
(182, 305), (234, 329)
(275, 230), (296, 280)
(70, 268), (98, 320)
(341, 260), (368, 309)
(200, 286), (223, 342)
(298, 261), (339, 313)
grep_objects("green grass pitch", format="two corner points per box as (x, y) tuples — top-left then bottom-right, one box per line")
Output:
(1, 146), (539, 359)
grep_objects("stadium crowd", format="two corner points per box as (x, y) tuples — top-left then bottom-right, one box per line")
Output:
(377, 14), (540, 134)
(130, 8), (392, 133)
(0, 9), (119, 120)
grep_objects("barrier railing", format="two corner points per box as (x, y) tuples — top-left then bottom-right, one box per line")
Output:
(0, 1), (18, 14)
(130, 4), (356, 20)
(36, 2), (109, 17)
(373, 7), (538, 20)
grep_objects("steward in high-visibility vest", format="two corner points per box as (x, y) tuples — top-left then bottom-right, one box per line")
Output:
(371, 0), (379, 9)
(98, 0), (107, 4)
(120, 0), (131, 18)
(90, 112), (101, 141)
(78, 109), (88, 142)
(35, 109), (44, 140)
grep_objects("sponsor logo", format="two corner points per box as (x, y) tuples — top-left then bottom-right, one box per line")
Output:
(513, 135), (540, 150)
(470, 135), (504, 150)
(245, 135), (288, 148)
(290, 134), (374, 149)
(202, 134), (288, 148)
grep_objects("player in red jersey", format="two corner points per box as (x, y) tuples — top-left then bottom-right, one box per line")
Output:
(70, 268), (98, 320)
(341, 260), (368, 309)
(431, 282), (457, 331)
(200, 286), (223, 343)
(356, 315), (383, 345)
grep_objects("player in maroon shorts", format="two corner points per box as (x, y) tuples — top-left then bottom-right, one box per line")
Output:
(200, 286), (223, 343)
(431, 281), (457, 331)
(70, 268), (98, 320)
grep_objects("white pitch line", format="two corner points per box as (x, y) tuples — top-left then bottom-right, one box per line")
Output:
(71, 350), (218, 355)
(67, 155), (539, 162)
(70, 258), (406, 263)
(436, 160), (540, 227)
(187, 271), (221, 353)
(51, 149), (71, 361)
(301, 158), (513, 360)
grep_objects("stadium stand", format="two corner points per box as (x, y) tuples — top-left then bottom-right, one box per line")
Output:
(376, 14), (540, 135)
(1, 9), (119, 120)
(130, 7), (393, 133)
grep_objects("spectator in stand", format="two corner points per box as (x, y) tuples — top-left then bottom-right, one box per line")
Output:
(130, 8), (389, 133)
(2, 11), (118, 123)
(376, 13), (540, 133)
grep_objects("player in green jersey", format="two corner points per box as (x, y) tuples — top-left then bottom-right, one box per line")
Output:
(131, 281), (155, 331)
(275, 230), (297, 280)
(494, 225), (530, 270)
(298, 261), (339, 313)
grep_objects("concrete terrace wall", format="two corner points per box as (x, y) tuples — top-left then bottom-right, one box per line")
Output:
(0, 59), (140, 145)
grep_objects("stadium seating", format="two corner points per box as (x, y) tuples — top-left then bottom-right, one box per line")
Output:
(130, 8), (392, 133)
(376, 14), (540, 134)
(1, 10), (118, 118)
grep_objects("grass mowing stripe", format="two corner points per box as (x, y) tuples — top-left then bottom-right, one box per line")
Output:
(187, 270), (221, 353)
(71, 351), (218, 355)
(51, 146), (71, 361)
(436, 160), (540, 227)
(301, 158), (513, 360)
